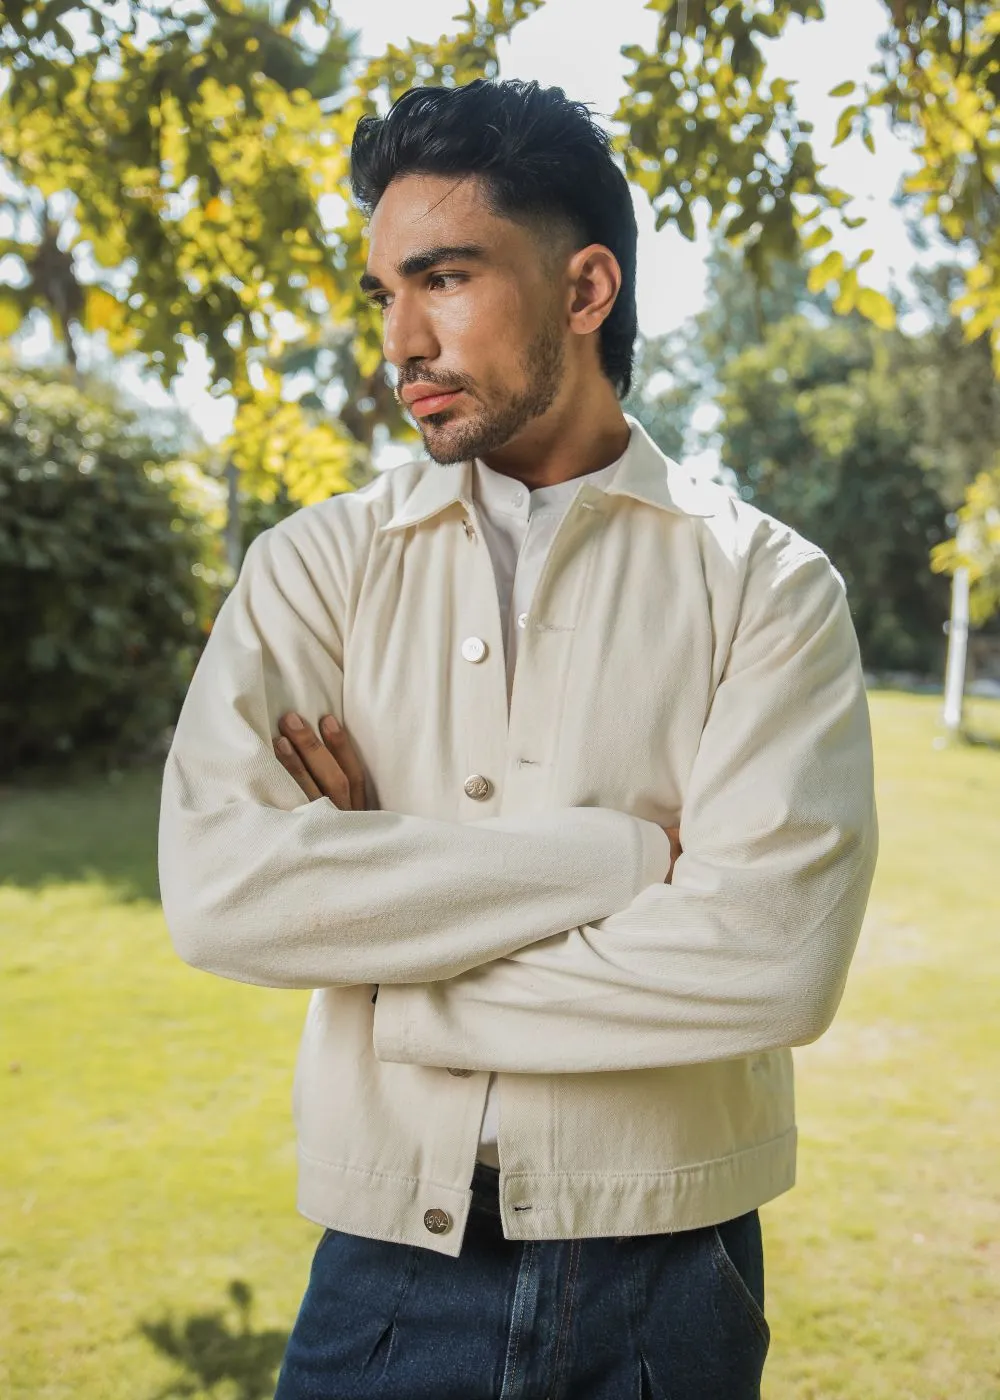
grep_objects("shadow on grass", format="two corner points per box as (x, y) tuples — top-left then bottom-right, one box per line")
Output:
(139, 1279), (289, 1400)
(0, 761), (163, 901)
(963, 728), (1000, 751)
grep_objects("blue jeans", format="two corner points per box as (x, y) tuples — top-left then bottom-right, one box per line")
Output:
(274, 1162), (770, 1399)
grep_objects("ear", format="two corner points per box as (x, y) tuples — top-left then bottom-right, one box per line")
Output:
(566, 244), (622, 337)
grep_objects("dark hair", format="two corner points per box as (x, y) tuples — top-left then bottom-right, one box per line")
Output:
(350, 79), (639, 398)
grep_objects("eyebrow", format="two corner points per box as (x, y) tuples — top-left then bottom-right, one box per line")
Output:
(359, 243), (488, 294)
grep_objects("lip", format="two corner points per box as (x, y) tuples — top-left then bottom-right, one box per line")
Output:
(401, 384), (464, 418)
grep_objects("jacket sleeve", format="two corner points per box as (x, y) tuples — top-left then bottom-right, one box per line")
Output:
(157, 523), (670, 990)
(372, 543), (879, 1072)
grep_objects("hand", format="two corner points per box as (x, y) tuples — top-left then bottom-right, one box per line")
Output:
(662, 825), (682, 883)
(272, 711), (371, 810)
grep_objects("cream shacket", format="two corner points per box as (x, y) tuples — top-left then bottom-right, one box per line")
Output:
(157, 414), (879, 1258)
(470, 447), (629, 1168)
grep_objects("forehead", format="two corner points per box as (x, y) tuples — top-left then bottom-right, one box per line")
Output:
(366, 173), (524, 269)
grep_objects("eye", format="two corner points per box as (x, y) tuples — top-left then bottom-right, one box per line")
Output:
(368, 293), (391, 312)
(428, 272), (464, 291)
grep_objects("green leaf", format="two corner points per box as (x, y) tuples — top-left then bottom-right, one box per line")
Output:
(832, 104), (859, 148)
(675, 199), (696, 242)
(832, 266), (859, 314)
(828, 80), (856, 98)
(807, 250), (844, 293)
(802, 224), (833, 251)
(0, 295), (24, 338)
(855, 286), (895, 330)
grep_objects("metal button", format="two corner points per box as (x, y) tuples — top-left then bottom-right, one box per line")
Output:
(464, 774), (493, 801)
(516, 612), (529, 629)
(423, 1207), (452, 1234)
(461, 636), (488, 663)
(447, 1067), (473, 1077)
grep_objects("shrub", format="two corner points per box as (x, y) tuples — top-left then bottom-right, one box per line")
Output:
(0, 365), (223, 775)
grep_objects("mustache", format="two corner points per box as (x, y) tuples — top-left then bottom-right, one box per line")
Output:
(394, 369), (476, 400)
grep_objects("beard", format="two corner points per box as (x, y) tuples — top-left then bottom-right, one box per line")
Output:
(416, 318), (566, 465)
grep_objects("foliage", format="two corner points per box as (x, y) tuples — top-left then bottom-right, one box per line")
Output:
(615, 2), (999, 363)
(622, 332), (694, 460)
(0, 361), (223, 773)
(889, 262), (1000, 508)
(717, 314), (951, 670)
(0, 0), (541, 504)
(931, 461), (1000, 623)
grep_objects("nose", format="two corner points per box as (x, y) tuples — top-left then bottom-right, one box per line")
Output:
(382, 289), (439, 370)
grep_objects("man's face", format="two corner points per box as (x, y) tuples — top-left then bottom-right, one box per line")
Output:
(361, 174), (569, 464)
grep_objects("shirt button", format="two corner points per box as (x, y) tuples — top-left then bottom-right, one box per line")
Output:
(464, 774), (493, 801)
(423, 1207), (452, 1235)
(447, 1067), (473, 1077)
(516, 612), (529, 629)
(461, 636), (488, 663)
(512, 491), (525, 506)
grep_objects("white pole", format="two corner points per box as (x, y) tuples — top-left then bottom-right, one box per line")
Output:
(942, 565), (970, 735)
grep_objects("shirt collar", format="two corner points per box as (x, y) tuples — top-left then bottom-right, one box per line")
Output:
(471, 447), (623, 522)
(377, 413), (719, 535)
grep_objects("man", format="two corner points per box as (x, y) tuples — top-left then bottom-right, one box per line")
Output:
(158, 78), (878, 1399)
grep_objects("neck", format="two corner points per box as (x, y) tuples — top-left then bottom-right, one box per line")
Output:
(478, 374), (630, 489)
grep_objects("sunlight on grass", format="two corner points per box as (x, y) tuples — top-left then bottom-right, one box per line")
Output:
(1, 692), (998, 1399)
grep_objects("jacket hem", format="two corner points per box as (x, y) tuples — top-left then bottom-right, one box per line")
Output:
(498, 1127), (797, 1240)
(294, 1127), (797, 1257)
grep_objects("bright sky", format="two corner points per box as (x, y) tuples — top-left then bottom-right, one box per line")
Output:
(21, 0), (945, 455)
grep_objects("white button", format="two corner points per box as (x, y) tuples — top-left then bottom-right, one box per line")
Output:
(512, 490), (525, 506)
(461, 636), (487, 663)
(516, 612), (529, 629)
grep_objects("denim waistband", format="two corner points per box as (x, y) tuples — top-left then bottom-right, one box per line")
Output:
(470, 1161), (502, 1218)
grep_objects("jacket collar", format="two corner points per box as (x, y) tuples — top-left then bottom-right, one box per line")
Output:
(377, 413), (717, 534)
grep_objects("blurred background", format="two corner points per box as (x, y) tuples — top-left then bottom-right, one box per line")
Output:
(1, 2), (998, 1396)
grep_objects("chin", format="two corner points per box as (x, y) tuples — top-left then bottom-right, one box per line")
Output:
(419, 408), (485, 465)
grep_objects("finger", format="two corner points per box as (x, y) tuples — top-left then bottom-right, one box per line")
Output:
(273, 735), (324, 801)
(277, 713), (351, 807)
(318, 714), (368, 811)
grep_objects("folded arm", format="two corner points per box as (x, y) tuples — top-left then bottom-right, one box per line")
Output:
(158, 522), (670, 990)
(372, 545), (879, 1073)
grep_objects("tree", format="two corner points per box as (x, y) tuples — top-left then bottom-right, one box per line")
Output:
(0, 0), (541, 505)
(622, 332), (695, 460)
(889, 263), (1000, 507)
(615, 2), (1000, 366)
(717, 314), (951, 670)
(931, 462), (1000, 622)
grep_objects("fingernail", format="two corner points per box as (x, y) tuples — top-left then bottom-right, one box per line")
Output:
(285, 712), (303, 729)
(322, 714), (339, 731)
(276, 737), (293, 754)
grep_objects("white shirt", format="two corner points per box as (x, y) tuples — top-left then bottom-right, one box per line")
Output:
(470, 445), (628, 1166)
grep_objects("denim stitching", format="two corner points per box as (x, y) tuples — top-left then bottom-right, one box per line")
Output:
(710, 1226), (771, 1346)
(500, 1241), (536, 1399)
(549, 1238), (581, 1398)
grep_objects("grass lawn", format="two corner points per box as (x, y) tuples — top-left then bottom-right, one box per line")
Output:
(1, 691), (998, 1400)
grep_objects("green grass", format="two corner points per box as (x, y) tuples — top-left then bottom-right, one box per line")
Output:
(1, 692), (998, 1400)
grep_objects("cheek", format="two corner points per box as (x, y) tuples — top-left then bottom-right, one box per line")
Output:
(436, 284), (536, 383)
